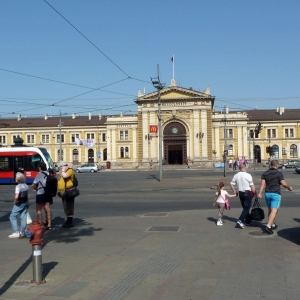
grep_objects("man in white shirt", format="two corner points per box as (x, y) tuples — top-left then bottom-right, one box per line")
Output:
(230, 163), (256, 228)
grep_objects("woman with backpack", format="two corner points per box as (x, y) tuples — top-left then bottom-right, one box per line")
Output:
(32, 162), (53, 230)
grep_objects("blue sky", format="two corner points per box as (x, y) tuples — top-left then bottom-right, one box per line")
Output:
(1, 0), (300, 118)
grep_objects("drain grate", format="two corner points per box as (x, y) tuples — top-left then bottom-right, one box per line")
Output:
(147, 226), (180, 232)
(143, 213), (168, 217)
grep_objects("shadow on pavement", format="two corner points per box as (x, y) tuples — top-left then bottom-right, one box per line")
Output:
(0, 217), (102, 296)
(146, 175), (159, 182)
(277, 227), (300, 245)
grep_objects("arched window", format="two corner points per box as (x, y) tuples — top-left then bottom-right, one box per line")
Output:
(57, 149), (64, 161)
(103, 148), (107, 161)
(228, 144), (233, 156)
(120, 147), (124, 158)
(290, 144), (298, 158)
(72, 149), (79, 162)
(272, 144), (279, 158)
(125, 147), (129, 158)
(88, 149), (94, 163)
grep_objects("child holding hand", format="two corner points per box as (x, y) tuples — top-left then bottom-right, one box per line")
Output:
(213, 182), (237, 226)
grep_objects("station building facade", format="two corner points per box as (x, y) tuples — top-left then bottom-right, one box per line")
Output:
(0, 80), (299, 167)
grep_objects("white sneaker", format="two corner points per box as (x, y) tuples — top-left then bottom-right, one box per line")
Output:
(20, 232), (25, 237)
(236, 220), (245, 229)
(8, 232), (20, 238)
(217, 221), (223, 226)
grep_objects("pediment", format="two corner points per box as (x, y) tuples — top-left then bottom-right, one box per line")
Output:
(135, 86), (214, 103)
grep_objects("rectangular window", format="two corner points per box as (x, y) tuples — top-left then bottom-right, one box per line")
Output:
(57, 134), (65, 143)
(87, 133), (94, 139)
(102, 133), (106, 142)
(267, 129), (276, 138)
(0, 136), (6, 144)
(71, 134), (79, 143)
(250, 130), (254, 138)
(120, 130), (129, 140)
(41, 134), (49, 143)
(285, 128), (294, 138)
(224, 129), (233, 138)
(27, 135), (35, 143)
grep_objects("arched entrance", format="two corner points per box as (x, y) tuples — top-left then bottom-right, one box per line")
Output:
(163, 122), (187, 165)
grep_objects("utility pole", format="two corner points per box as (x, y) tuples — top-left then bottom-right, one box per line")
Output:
(151, 65), (165, 183)
(59, 110), (63, 163)
(223, 106), (227, 177)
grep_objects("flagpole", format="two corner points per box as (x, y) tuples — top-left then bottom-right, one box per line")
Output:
(172, 54), (174, 79)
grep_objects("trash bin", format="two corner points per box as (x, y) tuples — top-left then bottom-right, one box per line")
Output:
(106, 161), (111, 169)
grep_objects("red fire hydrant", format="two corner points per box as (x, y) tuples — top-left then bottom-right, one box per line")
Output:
(26, 221), (45, 284)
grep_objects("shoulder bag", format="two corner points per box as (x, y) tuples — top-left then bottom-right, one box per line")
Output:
(221, 195), (230, 210)
(251, 198), (265, 221)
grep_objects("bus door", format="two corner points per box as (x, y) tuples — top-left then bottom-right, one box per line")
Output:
(14, 156), (24, 178)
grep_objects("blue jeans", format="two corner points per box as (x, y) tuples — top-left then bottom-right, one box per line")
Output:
(10, 202), (28, 233)
(238, 191), (252, 224)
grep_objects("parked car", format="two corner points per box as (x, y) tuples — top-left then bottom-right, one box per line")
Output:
(54, 164), (59, 172)
(279, 160), (300, 169)
(295, 166), (300, 174)
(75, 163), (99, 173)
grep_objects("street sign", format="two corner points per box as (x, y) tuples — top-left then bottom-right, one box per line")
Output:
(97, 152), (101, 158)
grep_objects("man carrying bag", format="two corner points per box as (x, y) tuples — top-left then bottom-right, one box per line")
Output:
(258, 160), (292, 234)
(57, 162), (78, 228)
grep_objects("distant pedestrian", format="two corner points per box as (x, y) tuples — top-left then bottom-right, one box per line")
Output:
(187, 159), (191, 169)
(213, 182), (237, 226)
(258, 160), (292, 234)
(149, 159), (153, 170)
(233, 159), (237, 171)
(8, 172), (29, 238)
(229, 159), (233, 169)
(230, 163), (256, 228)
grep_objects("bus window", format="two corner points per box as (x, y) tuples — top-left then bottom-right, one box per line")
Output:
(0, 156), (13, 171)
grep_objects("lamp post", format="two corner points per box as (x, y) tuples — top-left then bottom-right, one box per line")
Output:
(151, 65), (165, 183)
(59, 110), (63, 163)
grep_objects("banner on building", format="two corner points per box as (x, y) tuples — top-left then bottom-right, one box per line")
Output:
(149, 125), (158, 138)
(75, 138), (96, 147)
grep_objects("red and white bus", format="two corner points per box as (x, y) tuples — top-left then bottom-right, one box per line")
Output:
(0, 147), (56, 184)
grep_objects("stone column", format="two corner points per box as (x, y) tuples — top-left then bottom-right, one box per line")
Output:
(132, 126), (137, 162)
(193, 110), (200, 161)
(106, 129), (111, 162)
(237, 126), (242, 157)
(215, 127), (220, 159)
(243, 126), (248, 158)
(111, 128), (116, 162)
(201, 110), (208, 159)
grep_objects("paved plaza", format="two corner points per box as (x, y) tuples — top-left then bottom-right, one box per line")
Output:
(1, 169), (300, 300)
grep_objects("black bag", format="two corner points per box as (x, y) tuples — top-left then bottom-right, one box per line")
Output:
(42, 171), (58, 198)
(251, 198), (265, 221)
(64, 187), (80, 200)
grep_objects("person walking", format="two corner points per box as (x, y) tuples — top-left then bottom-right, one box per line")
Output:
(258, 160), (292, 234)
(32, 162), (52, 229)
(8, 172), (29, 238)
(57, 162), (76, 228)
(149, 159), (153, 170)
(213, 182), (237, 226)
(230, 163), (256, 228)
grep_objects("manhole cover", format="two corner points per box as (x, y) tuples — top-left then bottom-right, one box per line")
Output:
(143, 213), (168, 217)
(249, 231), (276, 237)
(147, 226), (180, 232)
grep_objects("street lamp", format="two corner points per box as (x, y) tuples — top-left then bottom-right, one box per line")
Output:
(151, 65), (165, 183)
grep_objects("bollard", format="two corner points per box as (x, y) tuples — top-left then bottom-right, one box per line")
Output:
(26, 221), (45, 284)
